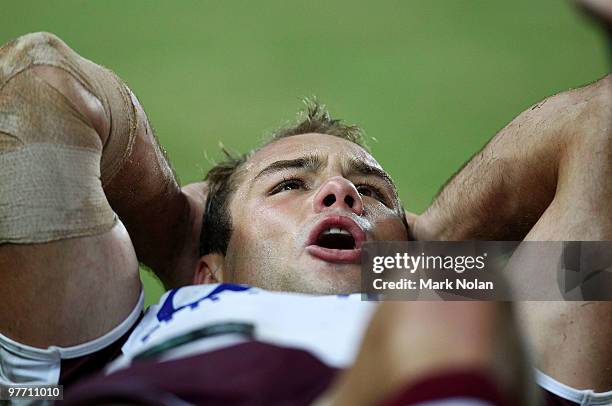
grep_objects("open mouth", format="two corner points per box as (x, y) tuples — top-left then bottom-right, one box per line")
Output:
(316, 228), (356, 250)
(306, 216), (366, 264)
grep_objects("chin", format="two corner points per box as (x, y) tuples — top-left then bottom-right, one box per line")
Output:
(311, 282), (360, 295)
(293, 268), (361, 295)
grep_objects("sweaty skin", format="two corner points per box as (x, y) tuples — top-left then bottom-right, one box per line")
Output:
(412, 75), (612, 392)
(0, 33), (200, 347)
(1, 27), (608, 400)
(195, 133), (408, 294)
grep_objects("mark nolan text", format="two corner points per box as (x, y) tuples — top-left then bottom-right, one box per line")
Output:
(373, 278), (494, 291)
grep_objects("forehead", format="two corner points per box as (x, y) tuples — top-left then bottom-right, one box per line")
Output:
(243, 133), (382, 175)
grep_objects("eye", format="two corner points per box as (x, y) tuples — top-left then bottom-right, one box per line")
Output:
(270, 178), (305, 195)
(356, 184), (386, 203)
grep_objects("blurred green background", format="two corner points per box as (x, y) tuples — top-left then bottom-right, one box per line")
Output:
(2, 0), (608, 306)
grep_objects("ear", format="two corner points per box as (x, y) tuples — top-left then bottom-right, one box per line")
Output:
(193, 254), (226, 285)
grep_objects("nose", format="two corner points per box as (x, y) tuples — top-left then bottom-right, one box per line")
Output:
(313, 176), (364, 216)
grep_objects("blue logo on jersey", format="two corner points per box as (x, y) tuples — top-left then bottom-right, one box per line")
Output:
(156, 284), (252, 322)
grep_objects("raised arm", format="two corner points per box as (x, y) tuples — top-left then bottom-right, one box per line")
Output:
(409, 75), (612, 393)
(412, 74), (612, 242)
(0, 32), (202, 352)
(0, 32), (201, 287)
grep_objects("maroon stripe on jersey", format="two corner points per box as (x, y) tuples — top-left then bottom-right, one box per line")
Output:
(62, 339), (570, 406)
(59, 312), (144, 389)
(62, 341), (338, 406)
(378, 369), (512, 406)
(541, 389), (580, 406)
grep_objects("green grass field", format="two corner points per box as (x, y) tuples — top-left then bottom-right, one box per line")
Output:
(2, 0), (608, 306)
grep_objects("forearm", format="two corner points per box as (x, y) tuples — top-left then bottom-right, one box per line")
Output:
(71, 50), (193, 287)
(15, 33), (194, 286)
(415, 76), (610, 241)
(100, 90), (194, 288)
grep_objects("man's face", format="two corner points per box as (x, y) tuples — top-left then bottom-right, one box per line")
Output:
(223, 133), (408, 294)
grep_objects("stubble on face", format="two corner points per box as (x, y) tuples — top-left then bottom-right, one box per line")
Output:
(221, 133), (408, 294)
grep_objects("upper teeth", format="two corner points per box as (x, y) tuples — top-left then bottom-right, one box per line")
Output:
(323, 228), (351, 236)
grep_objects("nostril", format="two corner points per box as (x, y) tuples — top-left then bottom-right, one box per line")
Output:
(344, 195), (354, 208)
(323, 194), (336, 207)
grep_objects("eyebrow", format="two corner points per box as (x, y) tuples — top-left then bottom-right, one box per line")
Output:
(253, 154), (395, 191)
(344, 157), (396, 190)
(253, 154), (326, 181)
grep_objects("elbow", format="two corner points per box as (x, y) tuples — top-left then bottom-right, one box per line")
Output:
(2, 32), (71, 59)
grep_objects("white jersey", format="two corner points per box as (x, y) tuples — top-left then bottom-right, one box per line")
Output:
(113, 283), (376, 373)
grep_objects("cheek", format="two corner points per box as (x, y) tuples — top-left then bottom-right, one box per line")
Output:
(368, 205), (408, 241)
(230, 196), (305, 254)
(252, 199), (299, 237)
(381, 219), (408, 240)
(226, 197), (307, 285)
(252, 193), (311, 234)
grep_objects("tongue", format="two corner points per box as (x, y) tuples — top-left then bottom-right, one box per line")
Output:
(316, 233), (355, 250)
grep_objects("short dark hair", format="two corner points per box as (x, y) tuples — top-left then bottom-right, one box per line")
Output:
(199, 100), (402, 257)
